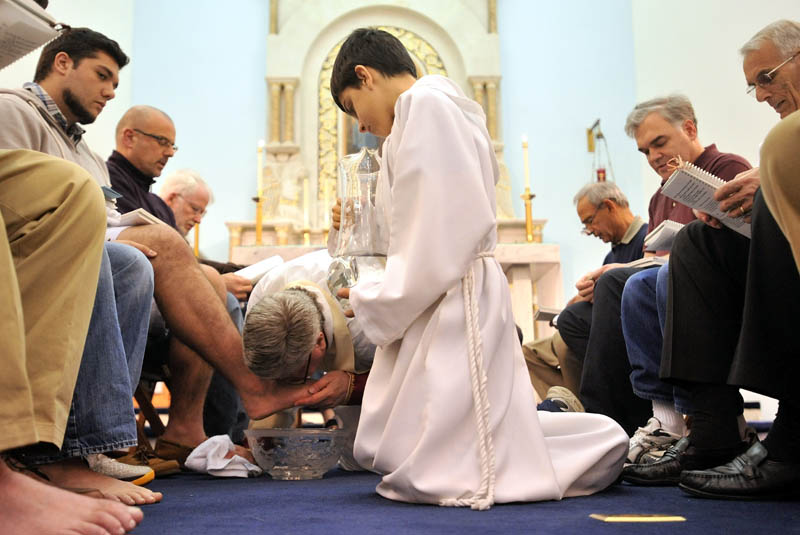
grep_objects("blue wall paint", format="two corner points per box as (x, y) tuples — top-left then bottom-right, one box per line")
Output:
(499, 0), (642, 295)
(131, 0), (269, 260)
(129, 1), (641, 298)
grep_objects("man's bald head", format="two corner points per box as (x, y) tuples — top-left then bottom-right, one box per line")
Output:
(115, 105), (177, 178)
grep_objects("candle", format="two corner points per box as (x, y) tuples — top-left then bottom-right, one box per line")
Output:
(303, 177), (310, 228)
(257, 139), (265, 198)
(193, 223), (200, 257)
(521, 134), (531, 191)
(255, 199), (263, 245)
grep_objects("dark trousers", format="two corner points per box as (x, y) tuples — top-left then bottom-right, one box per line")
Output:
(578, 267), (652, 435)
(662, 190), (800, 402)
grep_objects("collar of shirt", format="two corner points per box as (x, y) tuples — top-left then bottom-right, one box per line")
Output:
(108, 150), (156, 190)
(23, 82), (86, 143)
(617, 216), (646, 245)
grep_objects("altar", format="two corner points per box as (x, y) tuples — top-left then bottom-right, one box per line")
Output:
(230, 238), (562, 343)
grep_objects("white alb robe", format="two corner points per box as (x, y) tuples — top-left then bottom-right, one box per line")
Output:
(349, 75), (627, 506)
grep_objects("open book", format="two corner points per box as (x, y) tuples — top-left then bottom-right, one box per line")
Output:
(625, 256), (667, 269)
(644, 220), (684, 252)
(234, 255), (284, 284)
(0, 0), (60, 70)
(660, 162), (751, 238)
(118, 208), (169, 227)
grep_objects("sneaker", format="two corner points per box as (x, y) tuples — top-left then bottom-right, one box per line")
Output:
(116, 445), (181, 477)
(543, 386), (585, 413)
(627, 417), (681, 465)
(86, 453), (154, 486)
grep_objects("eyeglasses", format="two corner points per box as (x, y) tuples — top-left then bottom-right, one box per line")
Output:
(133, 128), (178, 151)
(580, 202), (607, 235)
(176, 193), (207, 217)
(279, 354), (312, 385)
(746, 51), (799, 96)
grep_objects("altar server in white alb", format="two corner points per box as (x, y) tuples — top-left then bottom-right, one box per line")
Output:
(330, 28), (628, 509)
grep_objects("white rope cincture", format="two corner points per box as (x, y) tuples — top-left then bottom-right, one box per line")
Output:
(439, 252), (496, 511)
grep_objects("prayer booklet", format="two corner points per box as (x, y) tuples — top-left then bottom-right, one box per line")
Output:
(625, 255), (667, 269)
(118, 208), (169, 227)
(660, 162), (751, 238)
(234, 255), (284, 283)
(0, 0), (59, 70)
(644, 220), (684, 252)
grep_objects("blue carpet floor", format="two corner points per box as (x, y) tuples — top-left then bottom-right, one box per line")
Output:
(133, 470), (800, 534)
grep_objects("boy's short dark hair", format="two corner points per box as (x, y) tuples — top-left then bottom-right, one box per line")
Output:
(34, 27), (129, 83)
(330, 28), (417, 112)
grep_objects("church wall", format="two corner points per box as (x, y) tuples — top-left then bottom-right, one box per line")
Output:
(499, 0), (640, 293)
(130, 0), (269, 259)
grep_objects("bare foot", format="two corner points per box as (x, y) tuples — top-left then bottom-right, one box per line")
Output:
(37, 458), (162, 505)
(224, 445), (255, 464)
(0, 459), (143, 534)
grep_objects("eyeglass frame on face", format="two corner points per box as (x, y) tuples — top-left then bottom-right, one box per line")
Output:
(746, 51), (800, 96)
(580, 200), (608, 235)
(279, 353), (312, 385)
(132, 128), (178, 151)
(176, 193), (207, 217)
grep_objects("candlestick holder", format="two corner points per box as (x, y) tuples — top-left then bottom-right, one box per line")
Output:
(253, 196), (264, 245)
(302, 228), (311, 246)
(521, 188), (536, 243)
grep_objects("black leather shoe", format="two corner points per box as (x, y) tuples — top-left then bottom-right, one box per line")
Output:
(622, 437), (745, 486)
(679, 442), (800, 500)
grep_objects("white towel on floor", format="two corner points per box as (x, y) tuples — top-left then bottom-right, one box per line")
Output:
(185, 435), (262, 478)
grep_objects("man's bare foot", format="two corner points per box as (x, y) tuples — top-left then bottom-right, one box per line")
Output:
(36, 458), (162, 505)
(159, 425), (207, 449)
(0, 459), (143, 534)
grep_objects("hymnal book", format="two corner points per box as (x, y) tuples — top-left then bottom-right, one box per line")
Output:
(660, 162), (751, 238)
(118, 208), (169, 227)
(625, 256), (667, 269)
(644, 220), (684, 252)
(234, 255), (284, 284)
(0, 0), (60, 70)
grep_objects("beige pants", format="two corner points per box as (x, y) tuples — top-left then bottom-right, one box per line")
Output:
(0, 149), (105, 452)
(522, 331), (582, 401)
(760, 110), (800, 274)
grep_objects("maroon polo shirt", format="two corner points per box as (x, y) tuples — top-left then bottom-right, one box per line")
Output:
(647, 144), (751, 232)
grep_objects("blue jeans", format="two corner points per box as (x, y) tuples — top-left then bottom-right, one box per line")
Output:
(31, 242), (153, 462)
(621, 262), (691, 414)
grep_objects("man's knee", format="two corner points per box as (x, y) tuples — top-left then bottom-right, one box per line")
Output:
(200, 264), (226, 300)
(121, 223), (191, 260)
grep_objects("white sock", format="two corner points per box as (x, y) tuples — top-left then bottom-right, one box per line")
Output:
(652, 400), (687, 436)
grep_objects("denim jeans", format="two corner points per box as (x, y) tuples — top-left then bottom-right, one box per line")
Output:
(31, 242), (153, 462)
(621, 262), (691, 414)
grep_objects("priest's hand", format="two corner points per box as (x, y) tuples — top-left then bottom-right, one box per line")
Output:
(222, 273), (253, 300)
(293, 371), (351, 409)
(715, 167), (760, 224)
(337, 288), (354, 317)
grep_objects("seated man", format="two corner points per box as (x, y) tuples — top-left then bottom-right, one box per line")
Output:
(523, 181), (646, 401)
(0, 30), (163, 499)
(159, 168), (251, 442)
(557, 94), (750, 435)
(108, 107), (249, 461)
(0, 148), (143, 532)
(244, 249), (375, 466)
(0, 27), (309, 466)
(624, 20), (800, 497)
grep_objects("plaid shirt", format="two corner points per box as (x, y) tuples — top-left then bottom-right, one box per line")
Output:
(23, 82), (85, 143)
